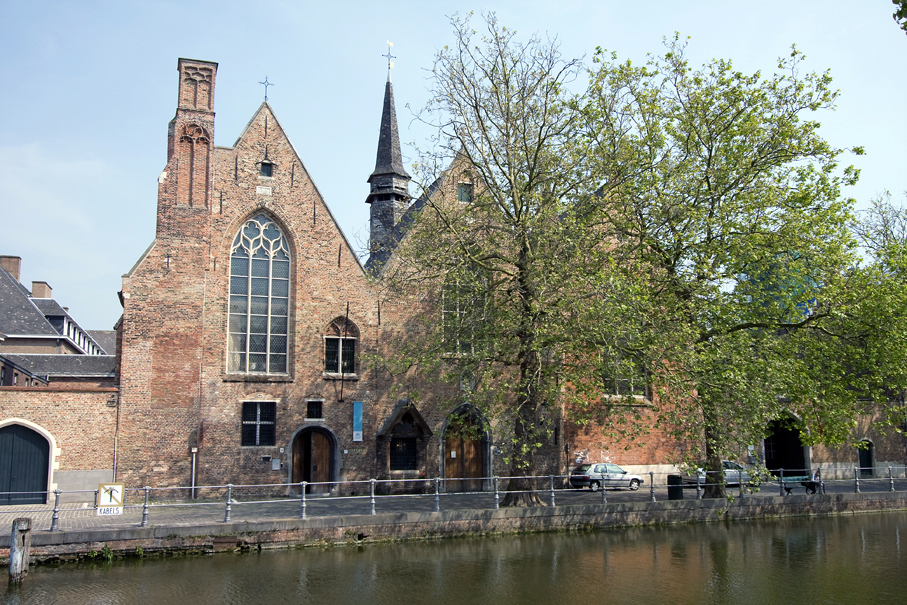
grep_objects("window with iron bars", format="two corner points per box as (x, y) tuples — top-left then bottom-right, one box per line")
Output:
(241, 401), (276, 446)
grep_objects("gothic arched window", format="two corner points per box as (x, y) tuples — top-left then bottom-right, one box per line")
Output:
(228, 214), (290, 373)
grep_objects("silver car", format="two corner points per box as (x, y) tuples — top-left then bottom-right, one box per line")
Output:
(570, 463), (643, 491)
(696, 460), (752, 486)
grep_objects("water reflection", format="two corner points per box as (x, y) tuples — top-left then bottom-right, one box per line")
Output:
(6, 513), (907, 604)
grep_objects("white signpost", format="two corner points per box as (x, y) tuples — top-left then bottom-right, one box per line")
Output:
(97, 483), (124, 516)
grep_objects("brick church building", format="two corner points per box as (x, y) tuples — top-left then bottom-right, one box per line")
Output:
(1, 58), (902, 504)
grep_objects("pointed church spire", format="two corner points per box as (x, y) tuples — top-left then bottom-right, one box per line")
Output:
(369, 76), (410, 182)
(366, 47), (411, 272)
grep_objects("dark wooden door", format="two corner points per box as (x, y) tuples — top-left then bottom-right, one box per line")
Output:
(293, 430), (331, 494)
(765, 421), (806, 475)
(0, 425), (49, 505)
(445, 417), (483, 492)
(858, 442), (873, 476)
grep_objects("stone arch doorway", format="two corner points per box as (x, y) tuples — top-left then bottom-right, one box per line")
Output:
(858, 439), (874, 477)
(0, 423), (50, 505)
(291, 426), (337, 494)
(443, 405), (491, 492)
(764, 418), (809, 475)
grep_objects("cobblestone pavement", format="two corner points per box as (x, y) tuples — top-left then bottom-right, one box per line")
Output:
(1, 477), (904, 537)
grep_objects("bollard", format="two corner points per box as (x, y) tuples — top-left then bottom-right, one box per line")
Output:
(300, 482), (307, 520)
(649, 472), (656, 502)
(549, 475), (556, 507)
(855, 468), (860, 493)
(49, 489), (61, 532)
(224, 484), (233, 523)
(434, 477), (440, 513)
(738, 469), (744, 499)
(9, 518), (31, 584)
(779, 468), (785, 496)
(369, 478), (376, 515)
(696, 475), (702, 500)
(140, 486), (150, 528)
(890, 467), (895, 492)
(493, 476), (500, 510)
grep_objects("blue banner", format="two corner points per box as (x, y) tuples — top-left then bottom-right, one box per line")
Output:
(353, 401), (363, 442)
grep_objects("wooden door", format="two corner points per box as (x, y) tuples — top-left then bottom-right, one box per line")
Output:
(0, 424), (49, 505)
(293, 430), (331, 494)
(858, 441), (873, 476)
(445, 416), (484, 492)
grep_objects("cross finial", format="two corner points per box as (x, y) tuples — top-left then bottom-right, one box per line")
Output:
(259, 76), (274, 101)
(383, 41), (396, 71)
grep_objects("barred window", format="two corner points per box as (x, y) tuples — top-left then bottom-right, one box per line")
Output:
(241, 401), (276, 446)
(389, 438), (418, 470)
(306, 400), (323, 419)
(228, 214), (290, 374)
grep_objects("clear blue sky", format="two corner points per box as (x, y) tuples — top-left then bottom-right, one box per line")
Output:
(2, 1), (905, 331)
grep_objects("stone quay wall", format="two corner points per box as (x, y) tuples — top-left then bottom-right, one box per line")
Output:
(3, 491), (907, 564)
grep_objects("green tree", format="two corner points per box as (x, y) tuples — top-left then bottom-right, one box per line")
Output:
(380, 13), (591, 505)
(576, 37), (887, 496)
(894, 0), (907, 34)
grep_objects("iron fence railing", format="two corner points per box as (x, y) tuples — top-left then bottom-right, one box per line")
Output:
(1, 466), (906, 533)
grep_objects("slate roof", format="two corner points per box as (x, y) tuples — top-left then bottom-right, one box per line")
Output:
(0, 265), (59, 336)
(0, 263), (110, 355)
(2, 354), (116, 378)
(369, 76), (410, 181)
(87, 330), (117, 356)
(31, 298), (68, 317)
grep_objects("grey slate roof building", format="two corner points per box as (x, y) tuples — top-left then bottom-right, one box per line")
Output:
(1, 354), (116, 382)
(0, 258), (108, 356)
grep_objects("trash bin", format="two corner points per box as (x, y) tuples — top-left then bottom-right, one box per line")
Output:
(667, 474), (684, 500)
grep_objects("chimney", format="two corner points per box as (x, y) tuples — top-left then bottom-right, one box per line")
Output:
(31, 281), (52, 299)
(0, 256), (21, 282)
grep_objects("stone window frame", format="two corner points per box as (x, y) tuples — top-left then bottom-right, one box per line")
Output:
(305, 399), (324, 421)
(226, 213), (291, 376)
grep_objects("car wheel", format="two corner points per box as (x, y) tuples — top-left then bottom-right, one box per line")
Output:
(629, 478), (641, 491)
(590, 481), (601, 492)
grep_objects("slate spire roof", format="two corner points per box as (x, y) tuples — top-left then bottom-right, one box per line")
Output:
(368, 73), (410, 183)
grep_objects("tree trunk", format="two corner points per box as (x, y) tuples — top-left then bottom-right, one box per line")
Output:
(500, 251), (545, 508)
(500, 399), (545, 507)
(702, 399), (727, 499)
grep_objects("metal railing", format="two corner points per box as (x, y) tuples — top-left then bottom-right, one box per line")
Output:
(1, 466), (905, 533)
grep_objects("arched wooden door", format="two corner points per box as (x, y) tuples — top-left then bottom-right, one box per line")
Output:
(0, 424), (49, 505)
(445, 413), (484, 492)
(293, 429), (331, 494)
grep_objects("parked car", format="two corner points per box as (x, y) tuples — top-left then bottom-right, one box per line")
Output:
(684, 460), (752, 486)
(569, 463), (643, 491)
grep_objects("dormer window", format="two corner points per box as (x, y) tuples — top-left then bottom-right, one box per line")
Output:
(260, 162), (273, 178)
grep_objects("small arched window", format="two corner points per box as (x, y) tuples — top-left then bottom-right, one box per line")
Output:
(324, 317), (359, 375)
(228, 213), (290, 373)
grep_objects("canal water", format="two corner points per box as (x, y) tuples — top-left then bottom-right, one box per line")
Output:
(6, 512), (907, 604)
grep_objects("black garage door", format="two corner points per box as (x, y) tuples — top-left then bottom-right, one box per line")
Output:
(0, 424), (49, 504)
